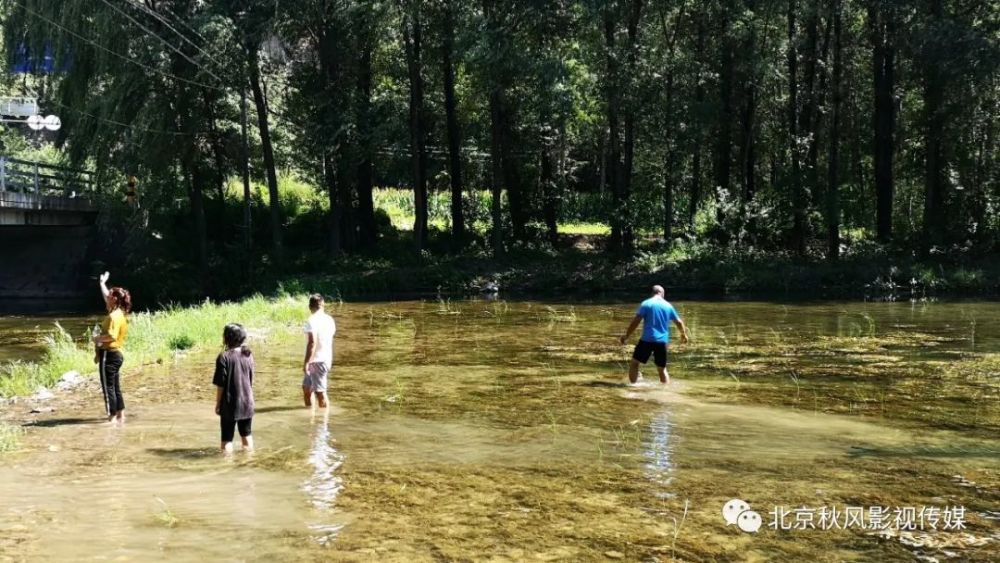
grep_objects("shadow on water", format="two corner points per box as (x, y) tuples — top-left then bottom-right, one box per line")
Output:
(255, 405), (307, 414)
(147, 447), (221, 459)
(848, 445), (1000, 459)
(24, 417), (104, 428)
(579, 380), (631, 389)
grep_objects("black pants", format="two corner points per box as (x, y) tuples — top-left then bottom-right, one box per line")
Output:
(220, 417), (253, 443)
(99, 350), (125, 416)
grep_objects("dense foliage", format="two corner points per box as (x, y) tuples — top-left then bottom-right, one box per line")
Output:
(1, 0), (998, 291)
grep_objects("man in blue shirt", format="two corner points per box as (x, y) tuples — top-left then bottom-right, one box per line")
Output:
(619, 285), (689, 384)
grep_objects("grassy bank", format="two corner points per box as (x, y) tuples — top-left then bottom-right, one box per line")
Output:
(0, 295), (306, 398)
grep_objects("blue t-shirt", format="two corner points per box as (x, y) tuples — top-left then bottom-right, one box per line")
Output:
(636, 297), (680, 343)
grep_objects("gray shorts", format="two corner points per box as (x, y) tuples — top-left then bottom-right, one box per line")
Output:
(303, 362), (329, 393)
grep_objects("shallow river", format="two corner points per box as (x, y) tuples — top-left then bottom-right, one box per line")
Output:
(0, 300), (998, 561)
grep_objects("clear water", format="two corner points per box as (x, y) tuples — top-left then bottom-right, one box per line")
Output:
(0, 300), (997, 561)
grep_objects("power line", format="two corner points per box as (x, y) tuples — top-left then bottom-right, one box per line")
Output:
(94, 0), (230, 88)
(13, 1), (226, 91)
(46, 98), (198, 136)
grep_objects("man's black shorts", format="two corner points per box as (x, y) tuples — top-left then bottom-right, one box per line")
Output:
(633, 340), (668, 367)
(220, 417), (252, 442)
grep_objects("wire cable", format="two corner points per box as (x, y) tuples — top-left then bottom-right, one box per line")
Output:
(94, 0), (230, 87)
(123, 0), (233, 77)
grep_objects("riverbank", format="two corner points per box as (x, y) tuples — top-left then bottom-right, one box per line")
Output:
(268, 239), (1000, 302)
(0, 295), (304, 398)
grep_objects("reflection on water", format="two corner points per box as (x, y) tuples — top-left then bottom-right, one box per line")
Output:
(303, 408), (345, 545)
(644, 411), (674, 498)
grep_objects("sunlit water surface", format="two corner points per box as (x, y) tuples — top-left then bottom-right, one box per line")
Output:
(0, 300), (998, 561)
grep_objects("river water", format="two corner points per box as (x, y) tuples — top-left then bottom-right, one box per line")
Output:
(0, 300), (997, 561)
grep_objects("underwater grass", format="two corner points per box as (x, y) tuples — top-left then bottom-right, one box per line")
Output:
(0, 422), (22, 453)
(0, 295), (307, 398)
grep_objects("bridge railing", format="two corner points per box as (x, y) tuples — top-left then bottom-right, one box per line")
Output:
(0, 156), (95, 199)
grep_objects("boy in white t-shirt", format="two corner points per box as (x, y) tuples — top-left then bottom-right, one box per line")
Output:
(303, 294), (336, 408)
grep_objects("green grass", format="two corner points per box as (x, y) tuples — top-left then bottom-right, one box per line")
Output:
(0, 295), (307, 398)
(558, 222), (610, 235)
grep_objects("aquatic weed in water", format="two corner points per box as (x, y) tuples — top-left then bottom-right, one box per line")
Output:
(0, 423), (22, 453)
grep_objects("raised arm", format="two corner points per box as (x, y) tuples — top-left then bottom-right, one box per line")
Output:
(619, 316), (642, 344)
(99, 271), (111, 300)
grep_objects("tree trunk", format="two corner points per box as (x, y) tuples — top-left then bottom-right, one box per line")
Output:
(620, 0), (642, 250)
(788, 0), (805, 254)
(664, 72), (676, 243)
(688, 17), (706, 229)
(826, 0), (842, 260)
(488, 86), (504, 256)
(541, 148), (558, 245)
(715, 15), (735, 227)
(441, 3), (465, 244)
(239, 88), (252, 254)
(323, 151), (342, 256)
(807, 4), (833, 214)
(603, 5), (623, 249)
(403, 4), (429, 251)
(248, 51), (282, 262)
(739, 1), (758, 231)
(800, 2), (820, 209)
(921, 0), (945, 249)
(355, 10), (377, 248)
(869, 1), (895, 242)
(187, 162), (209, 276)
(658, 5), (684, 244)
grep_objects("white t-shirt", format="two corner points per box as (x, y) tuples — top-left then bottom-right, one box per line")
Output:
(304, 311), (336, 367)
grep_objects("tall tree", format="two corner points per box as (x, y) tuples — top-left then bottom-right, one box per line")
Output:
(921, 0), (945, 249)
(402, 0), (429, 250)
(869, 0), (896, 242)
(826, 0), (843, 260)
(355, 1), (378, 248)
(788, 0), (806, 254)
(439, 0), (465, 244)
(688, 14), (707, 228)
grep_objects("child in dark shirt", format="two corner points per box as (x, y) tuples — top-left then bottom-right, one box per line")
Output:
(214, 323), (255, 453)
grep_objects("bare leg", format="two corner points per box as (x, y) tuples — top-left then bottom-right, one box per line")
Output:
(628, 359), (641, 384)
(116, 409), (125, 423)
(657, 366), (669, 384)
(221, 441), (234, 454)
(315, 391), (328, 408)
(303, 386), (313, 407)
(241, 435), (254, 451)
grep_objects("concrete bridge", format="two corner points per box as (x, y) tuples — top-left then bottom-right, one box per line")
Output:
(0, 157), (98, 303)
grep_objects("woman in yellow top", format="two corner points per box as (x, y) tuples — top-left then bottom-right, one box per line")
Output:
(93, 272), (131, 423)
